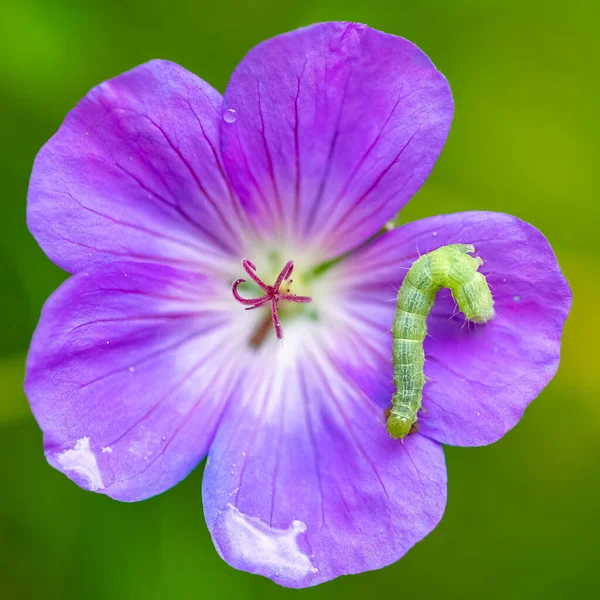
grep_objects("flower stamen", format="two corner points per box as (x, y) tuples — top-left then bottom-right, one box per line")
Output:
(232, 259), (312, 339)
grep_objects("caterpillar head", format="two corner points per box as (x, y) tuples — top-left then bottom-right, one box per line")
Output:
(387, 414), (412, 439)
(385, 407), (419, 439)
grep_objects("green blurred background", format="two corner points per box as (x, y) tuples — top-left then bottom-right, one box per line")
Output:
(1, 0), (597, 598)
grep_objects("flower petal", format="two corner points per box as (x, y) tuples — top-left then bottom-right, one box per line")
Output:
(28, 60), (246, 275)
(335, 212), (572, 446)
(25, 261), (245, 501)
(202, 335), (446, 588)
(221, 22), (453, 257)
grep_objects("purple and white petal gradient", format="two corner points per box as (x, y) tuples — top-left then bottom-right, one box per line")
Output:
(221, 22), (452, 257)
(25, 22), (571, 588)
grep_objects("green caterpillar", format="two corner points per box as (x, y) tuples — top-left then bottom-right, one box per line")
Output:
(387, 244), (495, 439)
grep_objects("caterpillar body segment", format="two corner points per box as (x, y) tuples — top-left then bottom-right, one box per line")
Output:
(387, 244), (495, 439)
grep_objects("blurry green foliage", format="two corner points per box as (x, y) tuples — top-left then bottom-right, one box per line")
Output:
(1, 1), (598, 598)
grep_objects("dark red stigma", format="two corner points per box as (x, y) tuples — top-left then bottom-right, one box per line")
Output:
(232, 259), (312, 340)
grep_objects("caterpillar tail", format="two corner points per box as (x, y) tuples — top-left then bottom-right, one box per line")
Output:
(387, 244), (495, 439)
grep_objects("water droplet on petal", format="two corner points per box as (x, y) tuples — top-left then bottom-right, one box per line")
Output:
(432, 231), (438, 236)
(513, 295), (520, 302)
(223, 108), (237, 123)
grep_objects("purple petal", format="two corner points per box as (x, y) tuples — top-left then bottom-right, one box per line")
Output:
(28, 60), (246, 275)
(25, 261), (244, 501)
(202, 351), (446, 587)
(336, 212), (571, 446)
(221, 22), (453, 257)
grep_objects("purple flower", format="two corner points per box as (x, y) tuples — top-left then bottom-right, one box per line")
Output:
(25, 22), (571, 588)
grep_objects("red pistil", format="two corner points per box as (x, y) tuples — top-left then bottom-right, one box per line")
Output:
(232, 259), (312, 339)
